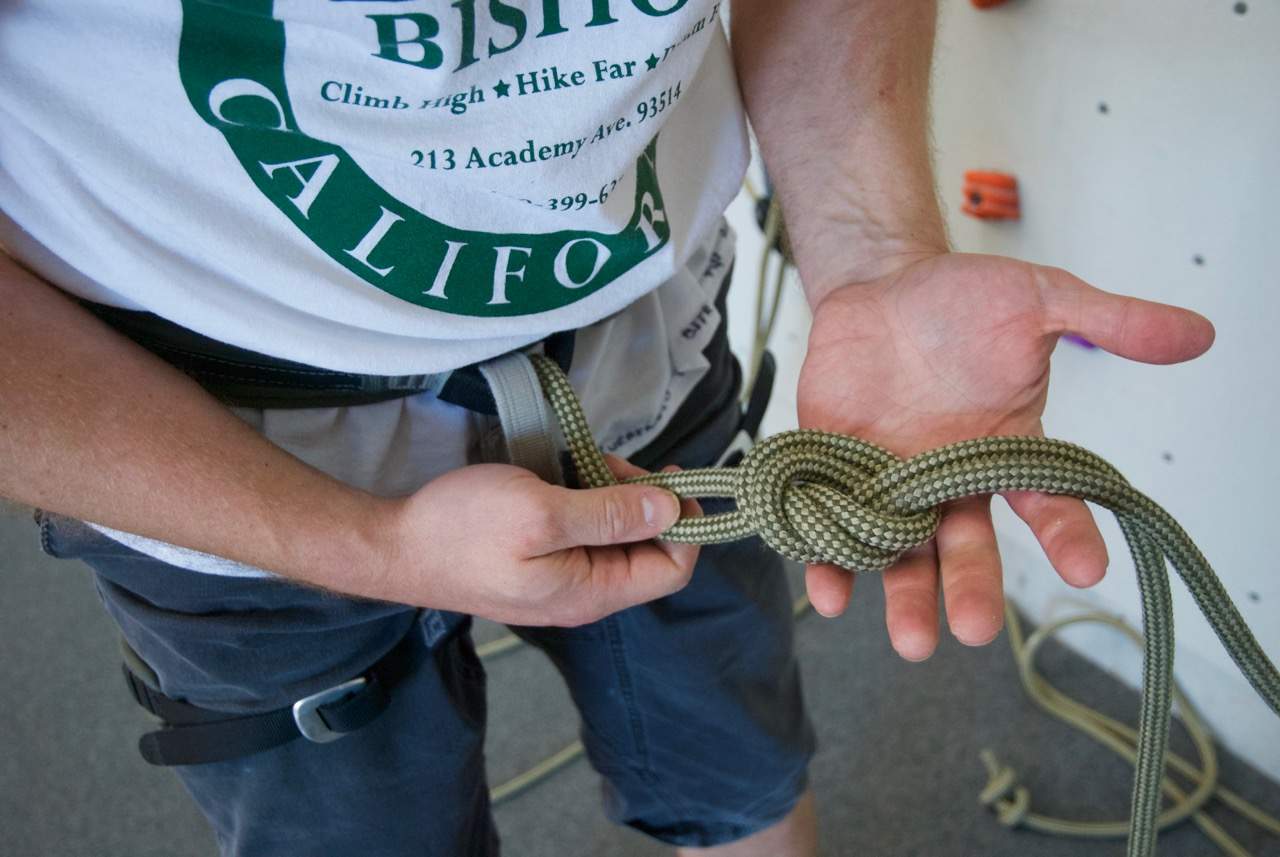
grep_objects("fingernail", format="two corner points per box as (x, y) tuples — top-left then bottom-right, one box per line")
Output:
(897, 643), (934, 663)
(642, 491), (680, 528)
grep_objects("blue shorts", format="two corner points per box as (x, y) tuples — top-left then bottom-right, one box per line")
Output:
(36, 377), (815, 856)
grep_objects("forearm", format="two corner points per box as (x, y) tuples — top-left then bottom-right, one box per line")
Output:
(731, 0), (949, 306)
(0, 253), (392, 597)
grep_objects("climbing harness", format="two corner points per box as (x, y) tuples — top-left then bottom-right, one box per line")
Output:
(522, 351), (1280, 857)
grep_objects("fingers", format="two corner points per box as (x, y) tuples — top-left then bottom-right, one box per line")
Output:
(583, 539), (699, 616)
(602, 453), (648, 481)
(881, 543), (941, 661)
(600, 455), (701, 567)
(1003, 491), (1108, 588)
(545, 456), (699, 622)
(1037, 267), (1215, 364)
(543, 480), (681, 549)
(805, 563), (854, 618)
(653, 464), (702, 569)
(935, 496), (1004, 647)
(885, 497), (1004, 660)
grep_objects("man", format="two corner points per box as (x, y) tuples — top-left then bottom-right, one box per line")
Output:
(0, 1), (1213, 855)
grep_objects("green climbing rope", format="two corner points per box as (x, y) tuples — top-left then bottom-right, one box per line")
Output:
(528, 353), (1280, 857)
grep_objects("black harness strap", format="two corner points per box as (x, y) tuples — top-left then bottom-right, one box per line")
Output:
(80, 299), (576, 413)
(125, 628), (418, 766)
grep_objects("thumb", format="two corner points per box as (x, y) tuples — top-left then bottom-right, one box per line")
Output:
(545, 482), (683, 549)
(1039, 267), (1216, 364)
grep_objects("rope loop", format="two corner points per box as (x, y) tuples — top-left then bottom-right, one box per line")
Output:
(736, 431), (942, 569)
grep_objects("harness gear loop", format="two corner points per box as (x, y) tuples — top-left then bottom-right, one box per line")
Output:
(526, 353), (1280, 857)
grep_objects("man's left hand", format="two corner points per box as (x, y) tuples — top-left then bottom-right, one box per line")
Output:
(796, 251), (1215, 660)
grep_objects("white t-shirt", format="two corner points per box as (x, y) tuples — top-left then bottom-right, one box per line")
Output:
(88, 222), (736, 578)
(0, 0), (748, 373)
(0, 2), (748, 577)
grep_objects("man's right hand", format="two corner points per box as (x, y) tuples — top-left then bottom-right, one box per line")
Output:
(1, 254), (696, 626)
(376, 458), (700, 626)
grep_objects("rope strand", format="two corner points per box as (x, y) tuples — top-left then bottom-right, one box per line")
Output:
(529, 353), (1280, 857)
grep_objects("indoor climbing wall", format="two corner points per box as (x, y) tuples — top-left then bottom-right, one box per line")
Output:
(725, 0), (1280, 779)
(933, 0), (1280, 778)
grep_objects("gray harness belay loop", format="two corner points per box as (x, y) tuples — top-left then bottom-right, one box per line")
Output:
(478, 351), (565, 485)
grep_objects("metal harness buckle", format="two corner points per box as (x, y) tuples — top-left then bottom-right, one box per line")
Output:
(291, 677), (368, 743)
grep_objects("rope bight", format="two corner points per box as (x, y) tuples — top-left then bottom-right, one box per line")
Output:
(527, 353), (1280, 857)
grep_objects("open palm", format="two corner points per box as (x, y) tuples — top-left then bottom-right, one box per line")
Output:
(796, 252), (1215, 660)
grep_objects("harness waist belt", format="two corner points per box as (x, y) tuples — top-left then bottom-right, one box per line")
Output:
(79, 300), (574, 413)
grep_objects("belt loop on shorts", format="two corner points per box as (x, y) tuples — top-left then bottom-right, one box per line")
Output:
(124, 627), (421, 766)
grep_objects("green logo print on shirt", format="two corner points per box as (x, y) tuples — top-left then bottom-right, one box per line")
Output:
(177, 0), (672, 318)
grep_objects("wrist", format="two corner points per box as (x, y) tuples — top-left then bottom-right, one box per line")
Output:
(774, 184), (949, 309)
(800, 239), (949, 310)
(285, 485), (403, 601)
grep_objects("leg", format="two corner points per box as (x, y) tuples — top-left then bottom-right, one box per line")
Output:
(516, 287), (816, 851)
(37, 512), (500, 857)
(676, 790), (816, 857)
(515, 521), (817, 851)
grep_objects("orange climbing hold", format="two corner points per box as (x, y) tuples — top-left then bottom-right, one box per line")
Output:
(971, 0), (1012, 8)
(962, 170), (1021, 221)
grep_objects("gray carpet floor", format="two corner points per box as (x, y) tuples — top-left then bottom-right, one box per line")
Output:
(2, 503), (1277, 857)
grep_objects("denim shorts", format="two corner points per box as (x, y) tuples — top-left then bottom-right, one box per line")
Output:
(35, 367), (815, 856)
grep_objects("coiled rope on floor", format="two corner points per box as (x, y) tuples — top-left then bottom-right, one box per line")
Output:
(979, 606), (1280, 857)
(527, 353), (1280, 857)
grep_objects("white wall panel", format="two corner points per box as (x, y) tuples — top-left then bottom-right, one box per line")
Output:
(725, 0), (1280, 778)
